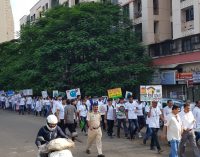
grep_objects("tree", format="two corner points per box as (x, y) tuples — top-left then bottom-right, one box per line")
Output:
(0, 2), (153, 96)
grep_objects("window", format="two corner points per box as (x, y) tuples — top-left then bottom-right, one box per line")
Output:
(123, 4), (129, 18)
(153, 0), (159, 15)
(135, 24), (142, 42)
(186, 7), (194, 22)
(182, 38), (192, 52)
(75, 0), (79, 4)
(154, 21), (159, 34)
(42, 6), (45, 11)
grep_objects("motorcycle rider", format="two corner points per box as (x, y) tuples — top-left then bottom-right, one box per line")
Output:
(35, 114), (68, 157)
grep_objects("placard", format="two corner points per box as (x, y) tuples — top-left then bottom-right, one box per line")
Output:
(107, 88), (122, 99)
(42, 91), (48, 98)
(66, 88), (81, 99)
(140, 85), (162, 101)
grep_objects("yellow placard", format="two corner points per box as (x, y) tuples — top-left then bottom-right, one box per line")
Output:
(107, 88), (122, 98)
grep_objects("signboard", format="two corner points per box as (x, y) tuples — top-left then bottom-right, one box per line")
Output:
(0, 90), (5, 95)
(187, 80), (194, 88)
(107, 88), (122, 99)
(41, 91), (48, 98)
(53, 90), (59, 97)
(23, 89), (33, 96)
(193, 72), (200, 83)
(125, 91), (133, 99)
(66, 88), (81, 100)
(176, 72), (193, 80)
(160, 71), (176, 85)
(140, 85), (162, 101)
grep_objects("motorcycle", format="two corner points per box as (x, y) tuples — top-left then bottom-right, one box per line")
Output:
(37, 137), (74, 157)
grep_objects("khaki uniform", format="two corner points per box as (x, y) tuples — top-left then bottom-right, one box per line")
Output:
(86, 111), (102, 155)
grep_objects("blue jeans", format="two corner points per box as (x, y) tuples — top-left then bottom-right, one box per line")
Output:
(195, 132), (200, 142)
(144, 124), (152, 141)
(169, 139), (180, 157)
(128, 119), (138, 139)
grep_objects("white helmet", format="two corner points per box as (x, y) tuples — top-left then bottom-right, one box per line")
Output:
(46, 115), (58, 131)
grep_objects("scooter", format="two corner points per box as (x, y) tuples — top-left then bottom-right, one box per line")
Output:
(37, 137), (73, 157)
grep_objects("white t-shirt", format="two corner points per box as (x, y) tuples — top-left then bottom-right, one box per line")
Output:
(164, 113), (182, 141)
(86, 100), (91, 110)
(52, 100), (58, 114)
(77, 100), (82, 110)
(116, 103), (126, 119)
(136, 102), (145, 116)
(19, 98), (26, 106)
(179, 110), (195, 130)
(78, 105), (88, 117)
(56, 102), (64, 120)
(148, 107), (162, 128)
(106, 105), (115, 120)
(36, 100), (42, 111)
(193, 107), (200, 129)
(163, 106), (172, 120)
(126, 101), (138, 119)
(145, 105), (150, 124)
(98, 103), (107, 115)
(26, 97), (32, 104)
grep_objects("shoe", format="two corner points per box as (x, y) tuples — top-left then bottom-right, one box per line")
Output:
(86, 149), (91, 154)
(158, 149), (164, 154)
(97, 154), (105, 157)
(138, 132), (142, 138)
(150, 147), (156, 151)
(143, 139), (146, 145)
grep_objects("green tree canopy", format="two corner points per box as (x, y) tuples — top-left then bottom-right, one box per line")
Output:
(0, 2), (153, 96)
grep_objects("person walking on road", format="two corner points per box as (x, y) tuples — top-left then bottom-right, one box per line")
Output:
(179, 103), (200, 157)
(86, 102), (105, 157)
(162, 105), (182, 157)
(148, 100), (164, 154)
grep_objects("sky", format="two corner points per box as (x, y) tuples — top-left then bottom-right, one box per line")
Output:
(10, 0), (39, 36)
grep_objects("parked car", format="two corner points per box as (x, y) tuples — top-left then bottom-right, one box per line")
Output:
(158, 98), (185, 109)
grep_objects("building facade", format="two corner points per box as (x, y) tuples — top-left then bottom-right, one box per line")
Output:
(0, 0), (14, 43)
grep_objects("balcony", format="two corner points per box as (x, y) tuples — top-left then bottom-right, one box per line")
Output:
(182, 21), (194, 31)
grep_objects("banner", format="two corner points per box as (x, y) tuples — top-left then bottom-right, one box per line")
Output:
(140, 85), (162, 101)
(66, 88), (81, 99)
(42, 91), (48, 98)
(107, 88), (122, 99)
(125, 91), (133, 99)
(6, 90), (15, 96)
(23, 89), (33, 96)
(53, 90), (59, 97)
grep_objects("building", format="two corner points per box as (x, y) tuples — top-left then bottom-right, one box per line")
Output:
(0, 0), (14, 43)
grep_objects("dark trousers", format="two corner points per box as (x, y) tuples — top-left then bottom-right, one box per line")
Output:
(19, 105), (25, 115)
(180, 130), (200, 157)
(107, 119), (114, 136)
(137, 116), (145, 131)
(36, 111), (42, 116)
(117, 119), (128, 137)
(128, 119), (138, 139)
(65, 123), (76, 134)
(101, 115), (106, 130)
(58, 119), (65, 133)
(2, 101), (5, 109)
(80, 116), (87, 133)
(150, 128), (161, 150)
(27, 104), (32, 114)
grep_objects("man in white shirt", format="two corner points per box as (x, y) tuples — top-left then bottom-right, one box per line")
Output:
(162, 105), (182, 157)
(19, 96), (26, 115)
(163, 100), (173, 121)
(148, 101), (164, 153)
(136, 101), (145, 138)
(26, 96), (33, 114)
(126, 96), (138, 140)
(193, 100), (200, 143)
(98, 96), (107, 131)
(105, 98), (115, 138)
(78, 98), (88, 134)
(116, 97), (128, 138)
(179, 103), (200, 157)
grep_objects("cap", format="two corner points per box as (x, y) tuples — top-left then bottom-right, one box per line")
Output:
(93, 101), (98, 106)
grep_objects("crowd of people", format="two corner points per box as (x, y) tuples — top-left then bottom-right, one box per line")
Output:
(0, 93), (200, 157)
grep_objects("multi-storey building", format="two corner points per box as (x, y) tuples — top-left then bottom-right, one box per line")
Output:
(0, 0), (14, 43)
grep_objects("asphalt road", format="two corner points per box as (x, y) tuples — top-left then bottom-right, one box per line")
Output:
(0, 110), (197, 157)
